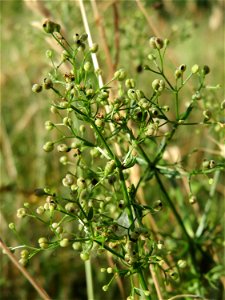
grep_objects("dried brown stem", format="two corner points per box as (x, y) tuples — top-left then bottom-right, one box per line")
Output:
(113, 1), (120, 70)
(91, 0), (115, 79)
(0, 238), (51, 300)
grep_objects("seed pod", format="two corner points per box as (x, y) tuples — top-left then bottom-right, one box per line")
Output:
(155, 37), (164, 49)
(43, 19), (61, 34)
(179, 64), (186, 72)
(203, 65), (210, 75)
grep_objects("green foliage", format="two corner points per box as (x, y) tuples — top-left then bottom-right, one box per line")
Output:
(1, 1), (224, 300)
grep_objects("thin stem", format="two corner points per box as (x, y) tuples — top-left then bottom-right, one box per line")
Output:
(85, 260), (94, 300)
(0, 238), (51, 300)
(138, 268), (151, 300)
(149, 264), (163, 300)
(154, 172), (191, 242)
(175, 91), (179, 120)
(168, 294), (205, 300)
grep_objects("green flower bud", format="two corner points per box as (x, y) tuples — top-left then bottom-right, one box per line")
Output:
(90, 43), (98, 53)
(20, 249), (29, 259)
(77, 177), (86, 189)
(72, 242), (82, 250)
(164, 38), (170, 46)
(57, 144), (70, 152)
(38, 237), (48, 249)
(8, 223), (15, 230)
(60, 238), (69, 247)
(80, 251), (90, 261)
(175, 69), (182, 79)
(147, 54), (156, 61)
(191, 64), (199, 74)
(43, 19), (61, 34)
(43, 78), (53, 89)
(45, 121), (54, 131)
(36, 206), (45, 215)
(114, 68), (127, 81)
(84, 61), (92, 72)
(106, 267), (113, 274)
(102, 285), (109, 292)
(43, 141), (54, 152)
(127, 89), (138, 101)
(65, 202), (76, 213)
(189, 195), (197, 204)
(138, 98), (150, 110)
(17, 208), (27, 218)
(19, 258), (28, 267)
(63, 117), (72, 127)
(46, 50), (53, 59)
(125, 78), (135, 89)
(95, 118), (104, 127)
(149, 37), (157, 48)
(32, 84), (42, 93)
(86, 89), (95, 97)
(59, 156), (68, 165)
(177, 259), (187, 268)
(202, 159), (210, 169)
(100, 268), (106, 272)
(152, 79), (165, 92)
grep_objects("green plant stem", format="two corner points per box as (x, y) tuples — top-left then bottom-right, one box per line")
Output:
(138, 268), (151, 300)
(154, 171), (191, 242)
(85, 259), (94, 300)
(175, 91), (179, 120)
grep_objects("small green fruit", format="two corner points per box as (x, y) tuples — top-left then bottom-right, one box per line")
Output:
(80, 252), (90, 261)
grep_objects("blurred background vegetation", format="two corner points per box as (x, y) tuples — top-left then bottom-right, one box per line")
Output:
(0, 0), (224, 299)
